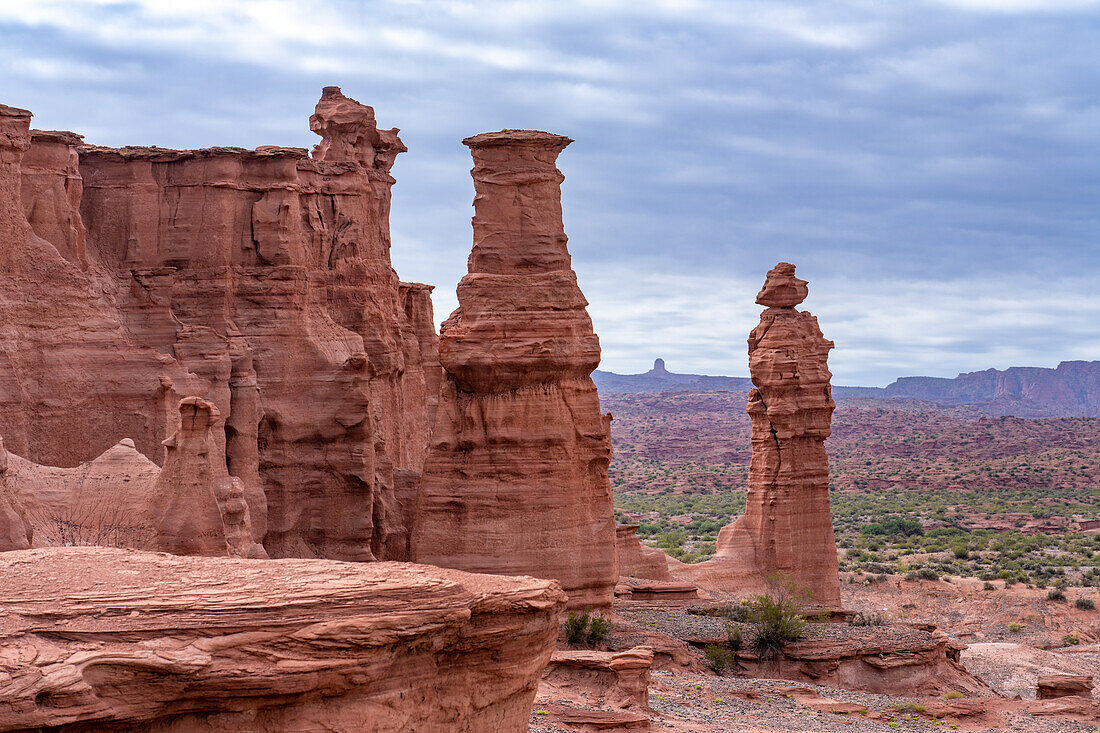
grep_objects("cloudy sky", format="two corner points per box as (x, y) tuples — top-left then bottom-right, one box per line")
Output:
(3, 0), (1098, 385)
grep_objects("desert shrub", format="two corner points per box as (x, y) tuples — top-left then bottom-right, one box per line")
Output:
(862, 518), (924, 537)
(1062, 633), (1080, 646)
(894, 702), (926, 713)
(704, 644), (734, 674)
(1075, 597), (1096, 610)
(587, 612), (611, 641)
(747, 575), (807, 659)
(983, 582), (996, 591)
(726, 622), (743, 651)
(904, 571), (920, 582)
(1047, 587), (1066, 602)
(917, 567), (940, 581)
(1008, 622), (1023, 633)
(849, 611), (887, 627)
(724, 600), (753, 623)
(563, 608), (612, 643)
(952, 544), (970, 560)
(943, 691), (964, 700)
(564, 609), (591, 644)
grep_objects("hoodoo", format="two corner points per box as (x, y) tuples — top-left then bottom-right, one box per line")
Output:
(678, 262), (841, 609)
(412, 130), (618, 609)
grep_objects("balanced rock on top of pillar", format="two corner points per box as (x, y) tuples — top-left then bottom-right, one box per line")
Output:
(674, 262), (841, 610)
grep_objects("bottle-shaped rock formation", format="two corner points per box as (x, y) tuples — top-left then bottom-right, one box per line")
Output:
(679, 263), (841, 609)
(412, 130), (617, 609)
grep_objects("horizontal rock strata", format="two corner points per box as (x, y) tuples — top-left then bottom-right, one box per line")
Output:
(0, 547), (566, 732)
(678, 263), (841, 609)
(1, 89), (439, 562)
(413, 130), (617, 609)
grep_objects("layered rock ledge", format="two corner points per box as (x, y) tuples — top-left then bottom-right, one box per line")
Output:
(0, 547), (566, 732)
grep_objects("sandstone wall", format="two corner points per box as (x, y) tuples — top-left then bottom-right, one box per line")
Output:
(1, 90), (439, 562)
(413, 130), (618, 609)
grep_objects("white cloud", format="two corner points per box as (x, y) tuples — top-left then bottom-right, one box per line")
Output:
(930, 0), (1100, 12)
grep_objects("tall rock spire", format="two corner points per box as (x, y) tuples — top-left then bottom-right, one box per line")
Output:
(412, 129), (617, 609)
(679, 262), (841, 609)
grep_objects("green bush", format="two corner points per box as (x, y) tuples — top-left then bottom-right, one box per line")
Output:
(1075, 597), (1096, 610)
(1063, 633), (1080, 646)
(861, 518), (924, 537)
(983, 582), (996, 591)
(917, 567), (940, 581)
(747, 575), (807, 659)
(704, 644), (734, 674)
(1008, 622), (1023, 633)
(588, 612), (611, 641)
(564, 609), (590, 644)
(1047, 587), (1066, 602)
(726, 622), (743, 651)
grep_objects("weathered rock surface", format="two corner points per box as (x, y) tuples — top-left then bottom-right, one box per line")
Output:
(616, 524), (672, 581)
(0, 437), (32, 551)
(1, 90), (440, 562)
(1037, 673), (1094, 699)
(732, 629), (995, 697)
(4, 399), (265, 558)
(677, 263), (841, 609)
(960, 642), (1100, 700)
(412, 130), (617, 609)
(1, 106), (204, 477)
(0, 546), (566, 732)
(540, 647), (654, 711)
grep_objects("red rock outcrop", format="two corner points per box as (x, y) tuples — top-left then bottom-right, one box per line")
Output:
(731, 628), (995, 697)
(540, 647), (654, 711)
(4, 398), (264, 558)
(0, 546), (566, 732)
(1037, 674), (1093, 699)
(2, 90), (442, 562)
(0, 437), (32, 551)
(412, 130), (617, 609)
(616, 523), (672, 581)
(677, 263), (841, 609)
(1, 106), (206, 475)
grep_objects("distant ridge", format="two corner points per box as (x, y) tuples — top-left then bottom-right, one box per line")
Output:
(883, 360), (1100, 417)
(592, 359), (874, 397)
(593, 359), (1100, 417)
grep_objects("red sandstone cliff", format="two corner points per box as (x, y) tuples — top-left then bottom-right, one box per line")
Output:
(1, 90), (440, 562)
(412, 130), (618, 609)
(677, 263), (841, 609)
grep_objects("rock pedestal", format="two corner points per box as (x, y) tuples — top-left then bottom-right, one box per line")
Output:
(616, 524), (672, 581)
(412, 130), (617, 609)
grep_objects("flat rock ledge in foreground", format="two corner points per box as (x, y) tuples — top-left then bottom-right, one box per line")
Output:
(0, 547), (567, 732)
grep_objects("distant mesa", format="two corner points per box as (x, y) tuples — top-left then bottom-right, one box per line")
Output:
(594, 359), (1100, 418)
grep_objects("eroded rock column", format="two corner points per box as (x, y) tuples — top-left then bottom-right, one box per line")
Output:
(413, 130), (617, 609)
(711, 263), (841, 607)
